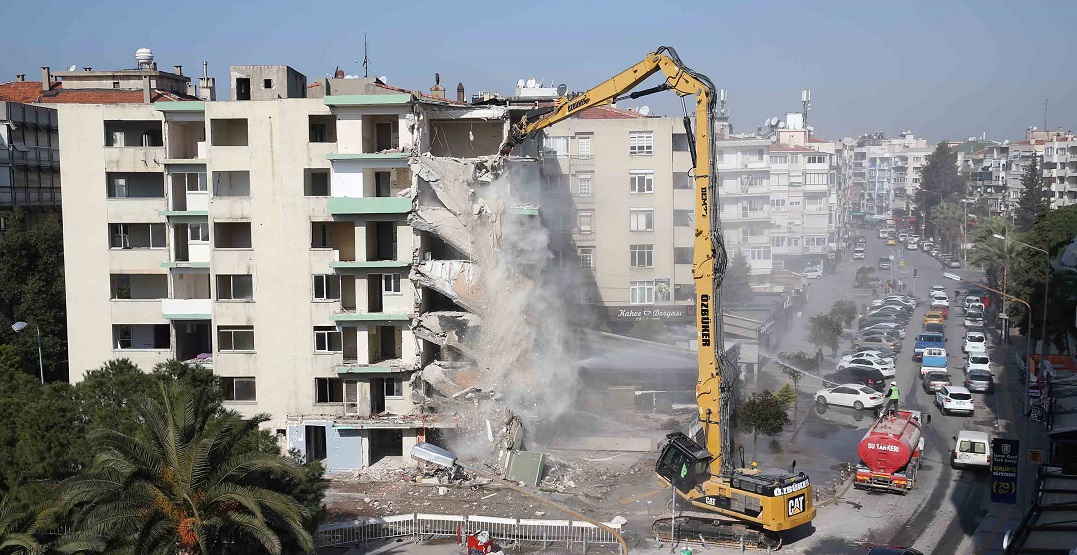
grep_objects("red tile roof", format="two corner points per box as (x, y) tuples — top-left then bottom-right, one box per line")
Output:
(374, 81), (467, 105)
(0, 81), (59, 103)
(0, 81), (198, 104)
(576, 105), (647, 119)
(808, 137), (827, 143)
(768, 143), (818, 152)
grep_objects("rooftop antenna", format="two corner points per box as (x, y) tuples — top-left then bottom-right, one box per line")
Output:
(362, 34), (370, 78)
(719, 89), (728, 118)
(801, 89), (811, 132)
(1044, 98), (1048, 132)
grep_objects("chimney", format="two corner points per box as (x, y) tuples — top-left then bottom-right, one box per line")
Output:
(142, 75), (151, 104)
(15, 74), (25, 82)
(457, 82), (465, 103)
(40, 67), (51, 92)
(429, 72), (445, 99)
(174, 65), (183, 76)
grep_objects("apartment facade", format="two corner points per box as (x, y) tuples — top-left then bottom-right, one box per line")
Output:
(540, 106), (696, 328)
(58, 64), (507, 470)
(0, 100), (60, 219)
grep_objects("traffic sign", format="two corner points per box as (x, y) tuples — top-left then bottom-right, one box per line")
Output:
(1029, 407), (1046, 423)
(899, 259), (905, 267)
(1028, 449), (1043, 464)
(990, 438), (1019, 504)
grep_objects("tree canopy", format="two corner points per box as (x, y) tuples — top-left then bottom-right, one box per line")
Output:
(914, 143), (964, 237)
(1015, 156), (1048, 233)
(737, 390), (791, 458)
(808, 314), (843, 355)
(0, 209), (67, 382)
(721, 251), (754, 305)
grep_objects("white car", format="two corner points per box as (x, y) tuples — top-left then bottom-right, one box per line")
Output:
(852, 247), (866, 260)
(878, 229), (889, 239)
(845, 349), (896, 364)
(965, 301), (985, 315)
(815, 383), (886, 411)
(963, 310), (984, 327)
(882, 296), (916, 308)
(963, 331), (987, 354)
(907, 241), (919, 250)
(931, 285), (946, 293)
(935, 385), (975, 416)
(965, 354), (991, 375)
(838, 356), (896, 377)
(951, 430), (991, 469)
(803, 268), (822, 279)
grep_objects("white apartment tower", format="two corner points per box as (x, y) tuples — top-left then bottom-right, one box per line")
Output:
(58, 63), (507, 470)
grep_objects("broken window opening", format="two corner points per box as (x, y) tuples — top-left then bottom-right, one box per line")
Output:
(216, 274), (253, 300)
(314, 326), (343, 353)
(221, 377), (256, 401)
(315, 377), (346, 403)
(235, 78), (251, 101)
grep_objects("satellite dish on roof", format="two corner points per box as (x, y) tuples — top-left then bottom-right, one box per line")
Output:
(638, 106), (651, 116)
(517, 79), (526, 88)
(556, 84), (567, 97)
(778, 121), (786, 128)
(67, 65), (77, 72)
(526, 78), (537, 88)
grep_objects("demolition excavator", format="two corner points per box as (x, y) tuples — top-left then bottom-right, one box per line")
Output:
(499, 47), (815, 549)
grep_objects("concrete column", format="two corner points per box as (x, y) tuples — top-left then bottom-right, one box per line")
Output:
(355, 325), (370, 364)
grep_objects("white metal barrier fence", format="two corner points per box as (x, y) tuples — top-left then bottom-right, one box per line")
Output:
(316, 513), (624, 553)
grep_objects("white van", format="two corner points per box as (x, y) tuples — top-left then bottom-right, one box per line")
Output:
(951, 430), (991, 469)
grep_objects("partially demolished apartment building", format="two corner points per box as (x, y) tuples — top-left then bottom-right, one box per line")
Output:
(57, 55), (524, 469)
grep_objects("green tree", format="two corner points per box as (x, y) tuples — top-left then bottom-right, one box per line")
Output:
(1008, 205), (1077, 346)
(777, 351), (819, 421)
(1015, 155), (1048, 232)
(77, 359), (153, 439)
(930, 201), (964, 253)
(915, 142), (964, 236)
(775, 384), (796, 412)
(854, 266), (876, 288)
(807, 314), (842, 355)
(0, 209), (67, 382)
(829, 300), (858, 328)
(737, 390), (790, 459)
(57, 381), (314, 555)
(721, 251), (753, 305)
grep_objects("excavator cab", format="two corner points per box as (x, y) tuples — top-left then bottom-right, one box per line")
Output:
(656, 432), (712, 493)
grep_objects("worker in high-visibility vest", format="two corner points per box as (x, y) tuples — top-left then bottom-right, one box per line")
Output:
(884, 382), (900, 416)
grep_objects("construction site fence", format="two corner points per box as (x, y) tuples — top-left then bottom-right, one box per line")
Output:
(316, 513), (624, 553)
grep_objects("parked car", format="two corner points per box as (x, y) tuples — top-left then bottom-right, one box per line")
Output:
(862, 323), (906, 339)
(930, 248), (940, 257)
(964, 369), (994, 393)
(882, 295), (916, 308)
(963, 331), (987, 354)
(886, 237), (897, 246)
(803, 267), (822, 279)
(839, 351), (895, 368)
(946, 259), (962, 268)
(857, 330), (904, 346)
(836, 365), (887, 391)
(922, 371), (952, 393)
(951, 431), (991, 470)
(964, 354), (991, 375)
(868, 307), (910, 323)
(857, 235), (867, 245)
(815, 383), (886, 411)
(907, 240), (919, 250)
(935, 385), (975, 416)
(842, 347), (898, 361)
(838, 356), (896, 377)
(898, 231), (909, 241)
(922, 241), (935, 252)
(855, 336), (901, 353)
(966, 324), (986, 335)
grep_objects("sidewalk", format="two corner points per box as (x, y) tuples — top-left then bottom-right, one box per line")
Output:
(957, 331), (1048, 555)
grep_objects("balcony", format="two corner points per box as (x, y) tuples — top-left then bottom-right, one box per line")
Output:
(326, 196), (411, 215)
(111, 300), (167, 324)
(104, 147), (165, 172)
(162, 298), (213, 320)
(331, 309), (409, 322)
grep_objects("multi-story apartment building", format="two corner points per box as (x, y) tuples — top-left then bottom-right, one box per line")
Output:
(1042, 134), (1077, 208)
(58, 60), (508, 470)
(715, 114), (841, 284)
(539, 106), (696, 328)
(849, 132), (928, 222)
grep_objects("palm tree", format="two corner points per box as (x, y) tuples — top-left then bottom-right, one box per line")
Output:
(0, 494), (43, 555)
(57, 382), (313, 555)
(930, 201), (964, 253)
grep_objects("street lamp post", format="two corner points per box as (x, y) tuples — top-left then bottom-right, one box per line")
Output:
(11, 321), (44, 384)
(993, 233), (1051, 370)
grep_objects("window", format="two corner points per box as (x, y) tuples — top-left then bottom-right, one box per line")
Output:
(221, 377), (256, 401)
(383, 378), (403, 399)
(629, 209), (654, 231)
(805, 236), (827, 247)
(314, 326), (343, 352)
(316, 377), (345, 403)
(674, 209), (693, 227)
(672, 134), (690, 152)
(578, 247), (594, 268)
(806, 173), (828, 186)
(790, 155), (799, 163)
(630, 244), (654, 267)
(543, 136), (569, 157)
(630, 171), (654, 193)
(181, 172), (208, 192)
(578, 136), (592, 159)
(807, 155), (827, 164)
(112, 81), (120, 89)
(770, 198), (787, 211)
(262, 79), (273, 89)
(217, 274), (253, 300)
(629, 131), (653, 155)
(312, 274), (341, 300)
(218, 326), (255, 352)
(630, 281), (654, 304)
(382, 274), (401, 295)
(113, 324), (169, 349)
(109, 223), (166, 249)
(772, 235), (787, 247)
(749, 246), (771, 260)
(769, 155), (788, 165)
(109, 176), (127, 198)
(305, 170), (330, 196)
(674, 247), (693, 264)
(715, 150), (724, 164)
(744, 223), (766, 237)
(577, 173), (592, 196)
(188, 223), (209, 242)
(577, 211), (594, 232)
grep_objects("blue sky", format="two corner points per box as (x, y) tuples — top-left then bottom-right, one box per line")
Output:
(3, 0), (1074, 142)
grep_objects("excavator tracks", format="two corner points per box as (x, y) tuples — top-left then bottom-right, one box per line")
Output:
(653, 512), (782, 551)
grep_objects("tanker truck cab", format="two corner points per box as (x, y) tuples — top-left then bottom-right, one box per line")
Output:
(951, 431), (991, 469)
